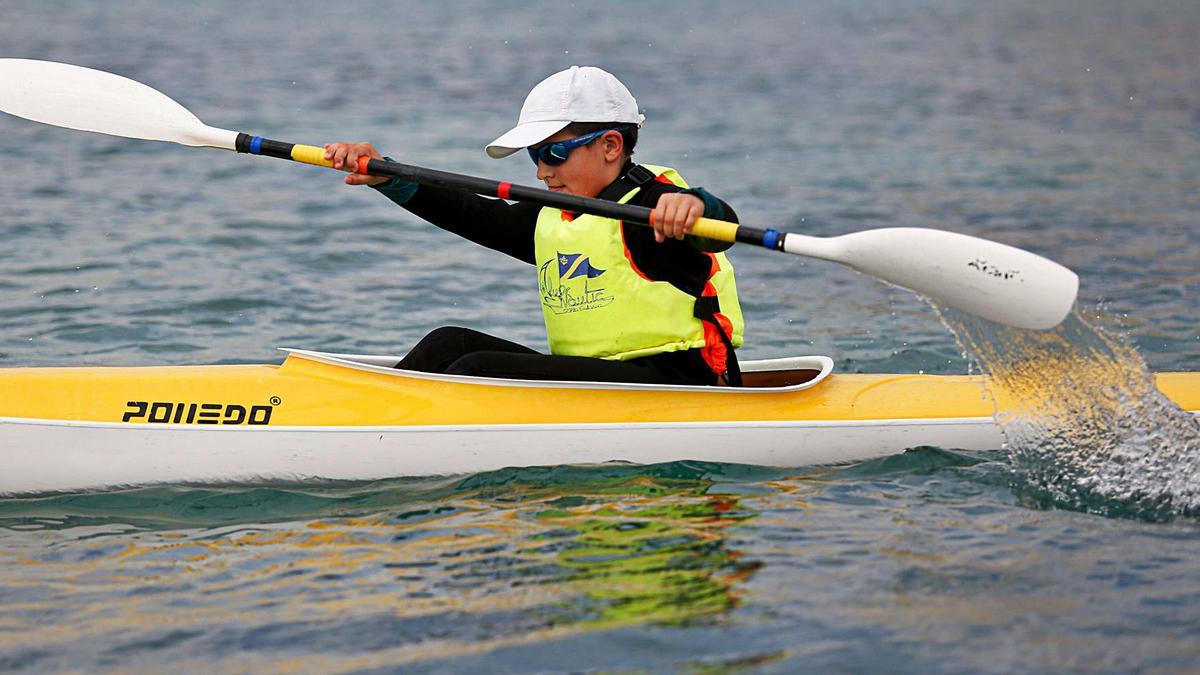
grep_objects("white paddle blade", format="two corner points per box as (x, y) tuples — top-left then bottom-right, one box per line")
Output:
(0, 59), (237, 149)
(785, 227), (1079, 330)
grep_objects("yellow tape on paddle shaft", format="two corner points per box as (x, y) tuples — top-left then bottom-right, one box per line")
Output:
(290, 144), (336, 168)
(290, 145), (373, 174)
(648, 212), (739, 242)
(690, 217), (739, 243)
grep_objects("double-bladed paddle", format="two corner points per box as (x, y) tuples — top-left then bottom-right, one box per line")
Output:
(0, 58), (1078, 330)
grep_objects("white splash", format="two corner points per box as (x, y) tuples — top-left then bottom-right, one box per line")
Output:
(937, 307), (1200, 518)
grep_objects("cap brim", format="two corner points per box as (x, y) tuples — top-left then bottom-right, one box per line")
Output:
(484, 120), (571, 159)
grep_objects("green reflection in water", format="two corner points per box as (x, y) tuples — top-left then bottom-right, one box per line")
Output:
(526, 475), (762, 627)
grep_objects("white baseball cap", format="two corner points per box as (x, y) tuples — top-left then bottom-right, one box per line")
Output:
(485, 66), (646, 159)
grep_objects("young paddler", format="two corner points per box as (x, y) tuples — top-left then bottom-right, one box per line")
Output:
(324, 66), (745, 386)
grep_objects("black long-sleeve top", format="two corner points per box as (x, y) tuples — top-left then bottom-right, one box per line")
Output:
(373, 161), (738, 299)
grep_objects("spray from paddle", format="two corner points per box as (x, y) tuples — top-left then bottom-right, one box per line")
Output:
(935, 306), (1200, 519)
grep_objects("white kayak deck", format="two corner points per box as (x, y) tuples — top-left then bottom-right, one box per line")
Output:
(280, 348), (838, 392)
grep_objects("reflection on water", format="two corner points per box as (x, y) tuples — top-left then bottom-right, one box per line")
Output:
(938, 307), (1200, 518)
(4, 456), (1200, 671)
(539, 488), (758, 626)
(0, 463), (769, 670)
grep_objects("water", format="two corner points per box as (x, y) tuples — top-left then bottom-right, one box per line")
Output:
(940, 307), (1200, 519)
(2, 0), (1199, 671)
(5, 460), (1200, 672)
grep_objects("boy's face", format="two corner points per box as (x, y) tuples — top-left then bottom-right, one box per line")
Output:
(533, 130), (625, 198)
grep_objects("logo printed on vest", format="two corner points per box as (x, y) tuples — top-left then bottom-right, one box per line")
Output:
(539, 251), (615, 314)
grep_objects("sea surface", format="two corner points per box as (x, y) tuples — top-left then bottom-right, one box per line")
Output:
(2, 1), (1199, 672)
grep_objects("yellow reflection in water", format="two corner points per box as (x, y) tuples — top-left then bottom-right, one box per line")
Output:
(0, 471), (765, 670)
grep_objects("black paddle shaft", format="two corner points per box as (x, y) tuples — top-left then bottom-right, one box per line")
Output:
(361, 158), (780, 248)
(232, 132), (781, 249)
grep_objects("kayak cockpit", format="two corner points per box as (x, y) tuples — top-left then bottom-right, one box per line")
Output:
(279, 348), (834, 393)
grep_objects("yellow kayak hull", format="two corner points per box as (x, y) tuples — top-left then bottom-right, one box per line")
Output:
(2, 349), (1198, 495)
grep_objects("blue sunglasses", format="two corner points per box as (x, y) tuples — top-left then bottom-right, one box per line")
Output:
(527, 128), (621, 166)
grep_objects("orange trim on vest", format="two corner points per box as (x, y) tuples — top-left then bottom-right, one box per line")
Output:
(620, 229), (731, 376)
(700, 321), (728, 376)
(698, 254), (734, 377)
(618, 223), (654, 281)
(560, 211), (576, 222)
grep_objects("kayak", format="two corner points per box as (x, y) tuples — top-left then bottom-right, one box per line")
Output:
(2, 348), (1198, 495)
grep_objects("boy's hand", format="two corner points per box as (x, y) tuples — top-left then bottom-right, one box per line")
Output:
(651, 193), (705, 243)
(323, 142), (388, 186)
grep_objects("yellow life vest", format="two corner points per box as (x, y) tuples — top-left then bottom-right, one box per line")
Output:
(533, 164), (745, 371)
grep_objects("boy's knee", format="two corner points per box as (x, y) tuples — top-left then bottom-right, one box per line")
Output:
(419, 326), (467, 342)
(410, 326), (472, 352)
(445, 352), (493, 377)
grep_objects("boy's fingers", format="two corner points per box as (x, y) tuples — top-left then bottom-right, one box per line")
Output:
(667, 205), (688, 238)
(325, 143), (384, 175)
(650, 195), (705, 243)
(345, 172), (385, 186)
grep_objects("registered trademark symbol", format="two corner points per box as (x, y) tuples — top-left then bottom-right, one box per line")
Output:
(270, 396), (282, 406)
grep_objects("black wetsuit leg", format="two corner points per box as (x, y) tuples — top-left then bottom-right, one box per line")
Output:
(396, 326), (717, 386)
(396, 326), (539, 372)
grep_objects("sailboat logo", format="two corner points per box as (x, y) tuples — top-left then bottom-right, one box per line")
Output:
(557, 252), (605, 280)
(540, 251), (615, 314)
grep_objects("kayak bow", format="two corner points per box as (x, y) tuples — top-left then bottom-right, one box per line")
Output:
(2, 349), (1198, 495)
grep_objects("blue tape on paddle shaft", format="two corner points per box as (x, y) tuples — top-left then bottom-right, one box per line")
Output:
(249, 136), (264, 154)
(763, 229), (781, 250)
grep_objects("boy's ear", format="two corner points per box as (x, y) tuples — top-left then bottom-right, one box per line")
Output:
(601, 131), (625, 161)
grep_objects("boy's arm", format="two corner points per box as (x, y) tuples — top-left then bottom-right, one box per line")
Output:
(615, 182), (741, 297)
(324, 141), (538, 264)
(639, 181), (738, 253)
(374, 178), (539, 264)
